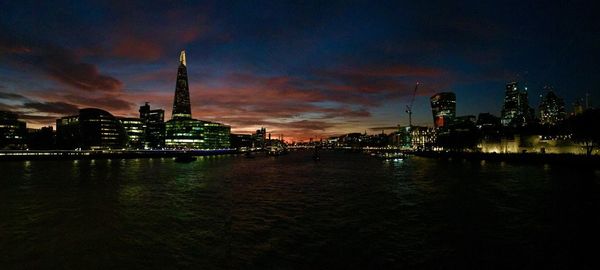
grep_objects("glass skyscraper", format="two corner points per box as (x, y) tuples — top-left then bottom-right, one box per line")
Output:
(430, 92), (456, 128)
(165, 51), (231, 149)
(172, 51), (192, 119)
(538, 86), (566, 126)
(501, 82), (534, 127)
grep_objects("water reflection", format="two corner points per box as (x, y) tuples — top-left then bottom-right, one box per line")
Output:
(0, 151), (598, 269)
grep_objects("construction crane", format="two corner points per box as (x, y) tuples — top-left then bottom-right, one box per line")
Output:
(405, 82), (419, 128)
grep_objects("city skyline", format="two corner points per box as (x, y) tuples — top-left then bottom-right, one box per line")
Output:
(1, 1), (598, 141)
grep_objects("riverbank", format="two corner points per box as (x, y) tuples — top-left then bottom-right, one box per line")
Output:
(412, 151), (600, 167)
(0, 149), (237, 161)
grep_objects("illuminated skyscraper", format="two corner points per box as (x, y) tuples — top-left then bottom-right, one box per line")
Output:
(501, 82), (520, 126)
(501, 82), (534, 127)
(165, 51), (231, 149)
(430, 92), (456, 128)
(172, 50), (192, 119)
(538, 86), (566, 126)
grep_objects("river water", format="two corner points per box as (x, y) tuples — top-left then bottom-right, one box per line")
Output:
(1, 151), (599, 269)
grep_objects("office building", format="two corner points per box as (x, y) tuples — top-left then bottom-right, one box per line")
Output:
(0, 111), (26, 149)
(119, 117), (144, 149)
(165, 119), (230, 149)
(56, 108), (127, 150)
(430, 92), (456, 128)
(501, 82), (534, 127)
(538, 86), (566, 125)
(139, 102), (165, 149)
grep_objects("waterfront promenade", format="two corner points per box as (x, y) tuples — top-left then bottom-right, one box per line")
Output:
(0, 149), (236, 161)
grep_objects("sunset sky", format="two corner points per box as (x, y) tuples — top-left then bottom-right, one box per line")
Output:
(0, 1), (597, 141)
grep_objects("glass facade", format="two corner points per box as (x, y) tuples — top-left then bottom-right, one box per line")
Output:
(119, 117), (144, 149)
(501, 82), (534, 127)
(139, 102), (165, 149)
(430, 92), (456, 128)
(202, 121), (231, 149)
(56, 108), (127, 150)
(172, 51), (192, 119)
(165, 119), (230, 149)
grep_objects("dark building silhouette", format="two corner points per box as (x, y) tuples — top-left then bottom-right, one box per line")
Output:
(476, 113), (501, 129)
(338, 132), (364, 147)
(501, 82), (534, 127)
(139, 102), (165, 149)
(230, 134), (253, 149)
(573, 99), (584, 115)
(172, 50), (192, 119)
(0, 111), (26, 149)
(26, 126), (55, 150)
(56, 108), (127, 150)
(254, 127), (267, 148)
(538, 86), (566, 126)
(430, 92), (456, 128)
(165, 51), (230, 149)
(453, 115), (476, 128)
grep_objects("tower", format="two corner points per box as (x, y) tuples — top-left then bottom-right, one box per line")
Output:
(501, 82), (533, 127)
(501, 82), (520, 126)
(139, 102), (165, 149)
(538, 86), (566, 125)
(165, 51), (231, 149)
(430, 92), (456, 128)
(172, 50), (192, 119)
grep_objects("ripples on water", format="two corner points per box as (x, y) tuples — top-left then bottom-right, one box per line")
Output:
(1, 151), (599, 269)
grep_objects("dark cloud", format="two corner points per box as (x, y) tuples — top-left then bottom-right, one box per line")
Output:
(271, 120), (336, 131)
(369, 126), (399, 131)
(18, 114), (61, 122)
(0, 102), (16, 111)
(62, 94), (133, 112)
(0, 29), (122, 92)
(23, 101), (79, 115)
(0, 91), (28, 100)
(31, 46), (122, 91)
(0, 90), (134, 126)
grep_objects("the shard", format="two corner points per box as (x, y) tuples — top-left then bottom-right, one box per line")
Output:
(171, 50), (192, 119)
